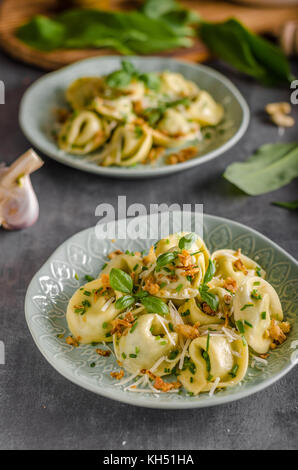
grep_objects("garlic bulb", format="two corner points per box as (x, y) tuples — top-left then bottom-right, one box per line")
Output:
(0, 149), (44, 230)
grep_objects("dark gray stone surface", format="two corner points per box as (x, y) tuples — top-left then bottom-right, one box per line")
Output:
(0, 50), (297, 450)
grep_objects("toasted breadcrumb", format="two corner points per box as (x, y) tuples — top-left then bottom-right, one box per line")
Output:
(233, 258), (248, 275)
(110, 369), (125, 380)
(143, 276), (160, 295)
(269, 319), (290, 345)
(108, 249), (123, 259)
(178, 250), (192, 267)
(175, 324), (200, 339)
(223, 277), (237, 293)
(153, 376), (182, 392)
(101, 274), (110, 288)
(96, 348), (111, 357)
(166, 146), (198, 165)
(66, 336), (79, 347)
(202, 302), (216, 315)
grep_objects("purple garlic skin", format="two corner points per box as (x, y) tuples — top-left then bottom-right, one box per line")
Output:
(0, 149), (44, 231)
(2, 176), (39, 230)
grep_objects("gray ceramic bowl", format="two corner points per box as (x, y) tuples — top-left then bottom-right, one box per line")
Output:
(24, 212), (297, 408)
(19, 56), (249, 178)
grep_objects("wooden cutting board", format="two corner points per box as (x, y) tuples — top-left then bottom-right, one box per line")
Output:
(0, 0), (297, 70)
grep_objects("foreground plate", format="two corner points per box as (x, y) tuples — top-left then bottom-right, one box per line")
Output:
(19, 56), (249, 179)
(25, 213), (297, 408)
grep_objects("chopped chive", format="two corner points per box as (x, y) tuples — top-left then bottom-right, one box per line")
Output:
(85, 275), (94, 282)
(261, 311), (266, 320)
(242, 336), (247, 346)
(229, 364), (239, 378)
(83, 290), (91, 296)
(190, 377), (194, 383)
(253, 281), (260, 286)
(102, 322), (108, 329)
(251, 289), (262, 300)
(255, 266), (262, 277)
(102, 263), (107, 270)
(206, 333), (210, 352)
(181, 309), (190, 317)
(207, 374), (213, 381)
(160, 341), (167, 345)
(244, 320), (253, 328)
(190, 251), (201, 256)
(236, 320), (245, 334)
(202, 350), (211, 372)
(129, 353), (137, 358)
(240, 303), (254, 311)
(155, 335), (161, 340)
(168, 350), (179, 360)
(176, 284), (183, 293)
(159, 282), (167, 289)
(130, 321), (138, 333)
(105, 332), (112, 338)
(122, 352), (127, 359)
(82, 299), (91, 308)
(74, 308), (85, 314)
(168, 322), (174, 332)
(135, 346), (140, 354)
(186, 275), (193, 282)
(90, 362), (96, 368)
(133, 264), (139, 271)
(75, 273), (79, 280)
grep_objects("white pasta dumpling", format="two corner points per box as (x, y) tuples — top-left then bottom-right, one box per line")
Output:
(99, 124), (153, 167)
(152, 109), (199, 148)
(101, 252), (143, 278)
(140, 233), (210, 300)
(58, 110), (111, 154)
(66, 77), (106, 110)
(179, 298), (224, 326)
(186, 91), (224, 127)
(159, 72), (199, 98)
(179, 331), (248, 395)
(92, 96), (134, 122)
(66, 278), (121, 344)
(211, 249), (265, 287)
(233, 276), (283, 354)
(113, 313), (179, 375)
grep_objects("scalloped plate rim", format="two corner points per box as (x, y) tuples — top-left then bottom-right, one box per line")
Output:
(24, 213), (297, 409)
(19, 56), (250, 179)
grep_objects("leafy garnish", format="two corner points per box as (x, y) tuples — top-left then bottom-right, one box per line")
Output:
(199, 285), (219, 312)
(203, 259), (216, 284)
(140, 295), (169, 316)
(272, 200), (298, 210)
(178, 232), (197, 250)
(109, 268), (133, 294)
(156, 251), (178, 270)
(199, 18), (293, 86)
(224, 143), (298, 195)
(115, 295), (136, 310)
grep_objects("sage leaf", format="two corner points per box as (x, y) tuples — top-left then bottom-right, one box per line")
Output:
(272, 200), (298, 210)
(199, 284), (219, 312)
(141, 296), (169, 315)
(199, 19), (293, 86)
(109, 268), (133, 294)
(115, 295), (136, 310)
(156, 252), (178, 270)
(224, 143), (298, 195)
(203, 259), (216, 284)
(178, 232), (197, 250)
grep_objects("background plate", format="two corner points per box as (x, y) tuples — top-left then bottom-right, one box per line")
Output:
(19, 56), (249, 178)
(24, 212), (298, 409)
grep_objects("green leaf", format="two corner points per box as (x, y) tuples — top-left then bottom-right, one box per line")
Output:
(140, 296), (169, 315)
(109, 268), (133, 294)
(224, 143), (298, 195)
(178, 232), (197, 250)
(199, 18), (293, 86)
(106, 70), (132, 88)
(199, 285), (219, 312)
(17, 15), (66, 51)
(139, 73), (161, 91)
(115, 295), (136, 310)
(272, 200), (298, 210)
(156, 252), (178, 270)
(203, 259), (216, 284)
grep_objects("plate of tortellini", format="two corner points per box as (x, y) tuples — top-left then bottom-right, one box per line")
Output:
(25, 212), (297, 408)
(19, 56), (249, 178)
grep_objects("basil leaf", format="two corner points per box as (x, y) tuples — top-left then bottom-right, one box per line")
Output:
(139, 73), (161, 91)
(224, 143), (298, 195)
(156, 252), (178, 269)
(141, 296), (169, 315)
(199, 285), (219, 312)
(272, 200), (298, 210)
(203, 259), (216, 284)
(109, 268), (133, 294)
(115, 295), (136, 310)
(199, 18), (293, 86)
(106, 70), (132, 88)
(178, 232), (197, 250)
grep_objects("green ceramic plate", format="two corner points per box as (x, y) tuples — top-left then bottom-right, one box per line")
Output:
(19, 56), (249, 179)
(25, 213), (297, 408)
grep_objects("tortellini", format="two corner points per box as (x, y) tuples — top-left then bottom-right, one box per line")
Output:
(233, 277), (283, 354)
(186, 91), (224, 127)
(56, 63), (225, 167)
(66, 278), (120, 343)
(114, 314), (178, 375)
(179, 331), (248, 395)
(58, 110), (111, 154)
(65, 232), (290, 397)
